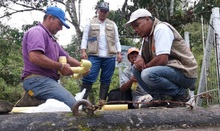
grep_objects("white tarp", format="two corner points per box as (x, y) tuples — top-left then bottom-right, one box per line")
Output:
(12, 89), (86, 113)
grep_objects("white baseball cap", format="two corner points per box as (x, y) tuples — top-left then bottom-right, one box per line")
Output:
(124, 9), (152, 27)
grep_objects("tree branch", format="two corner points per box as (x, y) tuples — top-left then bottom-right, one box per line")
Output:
(0, 8), (43, 19)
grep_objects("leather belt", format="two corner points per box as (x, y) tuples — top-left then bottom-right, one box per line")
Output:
(23, 74), (42, 80)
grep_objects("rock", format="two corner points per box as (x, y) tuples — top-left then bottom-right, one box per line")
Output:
(14, 92), (45, 107)
(0, 100), (13, 114)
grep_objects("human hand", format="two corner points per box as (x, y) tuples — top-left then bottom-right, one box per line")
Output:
(130, 76), (137, 83)
(134, 56), (146, 71)
(117, 52), (122, 63)
(82, 69), (90, 77)
(59, 64), (73, 76)
(81, 50), (88, 60)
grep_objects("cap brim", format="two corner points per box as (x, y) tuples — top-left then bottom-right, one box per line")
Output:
(124, 18), (138, 28)
(60, 19), (70, 29)
(98, 7), (109, 11)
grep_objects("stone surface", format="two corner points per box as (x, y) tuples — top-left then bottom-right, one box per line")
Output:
(0, 100), (13, 114)
(0, 105), (220, 131)
(14, 92), (45, 107)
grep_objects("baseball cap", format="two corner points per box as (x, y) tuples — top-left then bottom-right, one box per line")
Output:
(46, 6), (70, 29)
(124, 9), (152, 27)
(127, 47), (139, 56)
(98, 2), (109, 11)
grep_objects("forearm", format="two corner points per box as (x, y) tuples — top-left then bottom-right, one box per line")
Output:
(120, 80), (132, 92)
(145, 54), (168, 68)
(67, 56), (81, 67)
(29, 51), (62, 70)
(81, 49), (86, 54)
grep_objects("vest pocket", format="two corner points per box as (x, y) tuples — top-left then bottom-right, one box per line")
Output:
(90, 25), (99, 35)
(87, 37), (98, 54)
(106, 34), (116, 54)
(106, 25), (114, 38)
(108, 39), (117, 54)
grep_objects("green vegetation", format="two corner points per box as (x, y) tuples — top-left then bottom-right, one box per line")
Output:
(0, 22), (24, 102)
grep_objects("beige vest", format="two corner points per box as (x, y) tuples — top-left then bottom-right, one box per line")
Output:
(87, 18), (117, 56)
(141, 18), (198, 78)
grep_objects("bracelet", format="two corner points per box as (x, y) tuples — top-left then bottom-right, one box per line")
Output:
(60, 63), (65, 70)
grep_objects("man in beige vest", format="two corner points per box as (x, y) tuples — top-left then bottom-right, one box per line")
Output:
(124, 9), (198, 103)
(81, 2), (122, 104)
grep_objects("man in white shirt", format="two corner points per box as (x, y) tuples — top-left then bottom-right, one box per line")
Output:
(80, 2), (122, 104)
(124, 9), (198, 102)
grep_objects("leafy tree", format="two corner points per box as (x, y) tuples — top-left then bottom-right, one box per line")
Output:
(64, 35), (81, 59)
(0, 0), (83, 56)
(0, 22), (24, 102)
(182, 22), (205, 90)
(193, 0), (220, 22)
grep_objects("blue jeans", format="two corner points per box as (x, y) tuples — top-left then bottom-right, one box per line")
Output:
(23, 76), (76, 108)
(82, 56), (116, 85)
(132, 66), (196, 98)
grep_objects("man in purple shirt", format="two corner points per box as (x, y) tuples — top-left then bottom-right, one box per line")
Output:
(19, 6), (88, 111)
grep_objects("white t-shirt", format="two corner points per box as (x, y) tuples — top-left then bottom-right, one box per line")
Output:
(139, 23), (174, 56)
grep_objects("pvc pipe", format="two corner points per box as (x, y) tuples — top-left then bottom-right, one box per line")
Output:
(101, 104), (128, 111)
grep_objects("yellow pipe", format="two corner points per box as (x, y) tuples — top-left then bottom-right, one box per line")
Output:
(101, 104), (128, 111)
(59, 56), (67, 64)
(58, 57), (92, 79)
(73, 73), (82, 79)
(70, 67), (83, 73)
(81, 59), (92, 69)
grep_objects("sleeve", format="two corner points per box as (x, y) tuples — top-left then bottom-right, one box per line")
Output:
(120, 68), (131, 87)
(113, 22), (121, 52)
(26, 29), (46, 53)
(154, 24), (174, 55)
(139, 38), (145, 55)
(81, 20), (91, 49)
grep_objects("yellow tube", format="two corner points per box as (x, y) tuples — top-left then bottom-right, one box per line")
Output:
(81, 59), (92, 69)
(73, 73), (82, 79)
(59, 56), (67, 64)
(131, 82), (137, 91)
(67, 59), (92, 79)
(101, 104), (128, 111)
(70, 67), (83, 73)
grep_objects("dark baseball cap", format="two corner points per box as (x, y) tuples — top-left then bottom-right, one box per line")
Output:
(98, 2), (109, 11)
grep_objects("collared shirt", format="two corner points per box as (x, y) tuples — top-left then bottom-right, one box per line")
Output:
(81, 19), (121, 57)
(21, 23), (68, 80)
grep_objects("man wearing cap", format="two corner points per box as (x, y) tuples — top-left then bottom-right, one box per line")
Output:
(120, 47), (152, 108)
(124, 9), (198, 102)
(20, 6), (89, 111)
(80, 2), (122, 104)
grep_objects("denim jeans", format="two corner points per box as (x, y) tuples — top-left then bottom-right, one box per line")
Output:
(82, 56), (116, 84)
(23, 76), (76, 108)
(132, 66), (196, 98)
